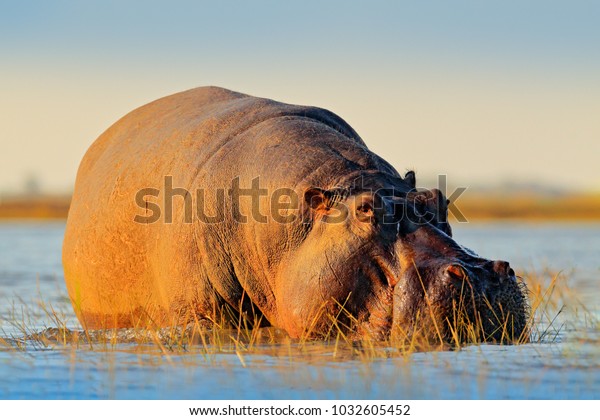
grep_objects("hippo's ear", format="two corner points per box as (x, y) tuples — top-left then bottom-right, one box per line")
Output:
(404, 171), (416, 190)
(304, 187), (345, 213)
(304, 188), (330, 212)
(304, 187), (348, 213)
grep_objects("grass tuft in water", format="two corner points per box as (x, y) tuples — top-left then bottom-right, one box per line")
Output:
(0, 269), (594, 365)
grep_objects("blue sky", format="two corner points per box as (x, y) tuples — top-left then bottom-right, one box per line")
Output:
(1, 1), (599, 192)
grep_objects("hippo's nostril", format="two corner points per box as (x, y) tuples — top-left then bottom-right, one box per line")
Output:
(493, 260), (511, 276)
(445, 264), (466, 282)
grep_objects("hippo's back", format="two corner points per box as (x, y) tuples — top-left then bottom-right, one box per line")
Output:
(62, 86), (389, 329)
(71, 86), (367, 211)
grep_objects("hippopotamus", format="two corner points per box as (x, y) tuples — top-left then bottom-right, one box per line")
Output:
(62, 86), (528, 343)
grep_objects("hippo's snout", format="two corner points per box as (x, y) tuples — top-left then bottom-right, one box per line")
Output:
(393, 224), (529, 345)
(444, 259), (517, 292)
(444, 259), (529, 344)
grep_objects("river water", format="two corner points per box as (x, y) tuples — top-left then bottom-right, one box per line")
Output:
(0, 221), (598, 399)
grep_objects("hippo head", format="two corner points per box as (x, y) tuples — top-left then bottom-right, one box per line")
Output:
(276, 175), (529, 345)
(390, 199), (529, 344)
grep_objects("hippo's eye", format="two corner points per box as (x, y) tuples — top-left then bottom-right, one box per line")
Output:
(356, 202), (375, 221)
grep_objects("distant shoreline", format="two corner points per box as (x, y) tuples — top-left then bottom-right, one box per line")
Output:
(0, 195), (71, 220)
(1, 193), (599, 221)
(449, 193), (600, 221)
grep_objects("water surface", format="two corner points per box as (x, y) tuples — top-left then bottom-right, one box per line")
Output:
(0, 221), (598, 399)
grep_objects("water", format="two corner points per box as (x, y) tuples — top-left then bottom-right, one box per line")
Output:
(0, 221), (599, 399)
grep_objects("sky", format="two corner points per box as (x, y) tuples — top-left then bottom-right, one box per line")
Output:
(1, 0), (599, 194)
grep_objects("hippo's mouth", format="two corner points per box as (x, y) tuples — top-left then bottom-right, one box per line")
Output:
(391, 266), (530, 345)
(435, 274), (530, 343)
(480, 275), (530, 342)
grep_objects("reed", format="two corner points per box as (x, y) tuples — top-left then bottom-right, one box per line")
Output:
(0, 268), (591, 365)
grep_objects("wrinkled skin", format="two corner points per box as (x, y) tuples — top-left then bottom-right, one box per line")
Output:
(280, 188), (528, 341)
(63, 86), (528, 343)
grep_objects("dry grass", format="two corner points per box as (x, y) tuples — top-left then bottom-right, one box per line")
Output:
(0, 268), (589, 365)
